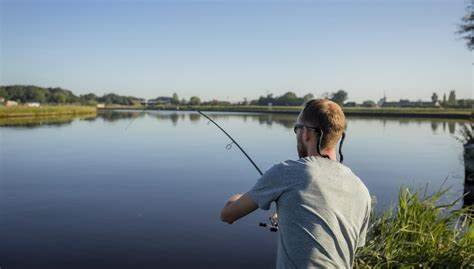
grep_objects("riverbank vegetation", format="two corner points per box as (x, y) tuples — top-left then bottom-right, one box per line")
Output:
(0, 85), (142, 106)
(0, 106), (96, 118)
(105, 104), (473, 119)
(355, 187), (473, 268)
(2, 85), (473, 109)
(0, 114), (96, 127)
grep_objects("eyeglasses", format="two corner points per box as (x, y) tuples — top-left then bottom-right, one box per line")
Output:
(293, 123), (320, 134)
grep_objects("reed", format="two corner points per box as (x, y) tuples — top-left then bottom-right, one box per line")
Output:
(355, 187), (473, 268)
(457, 123), (474, 145)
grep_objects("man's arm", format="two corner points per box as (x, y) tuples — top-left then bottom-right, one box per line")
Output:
(220, 192), (258, 224)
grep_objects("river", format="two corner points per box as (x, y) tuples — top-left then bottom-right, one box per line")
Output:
(0, 111), (468, 268)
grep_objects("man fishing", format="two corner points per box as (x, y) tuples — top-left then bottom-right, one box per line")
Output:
(220, 99), (371, 268)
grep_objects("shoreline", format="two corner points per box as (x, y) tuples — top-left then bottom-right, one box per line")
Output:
(1, 105), (471, 120)
(100, 105), (473, 120)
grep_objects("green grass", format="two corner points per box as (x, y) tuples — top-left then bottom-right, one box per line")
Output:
(0, 105), (97, 118)
(0, 114), (96, 127)
(355, 187), (473, 268)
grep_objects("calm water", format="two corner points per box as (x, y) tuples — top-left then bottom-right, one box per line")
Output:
(0, 111), (468, 268)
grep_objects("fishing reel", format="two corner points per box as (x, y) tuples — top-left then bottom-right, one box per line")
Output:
(259, 215), (279, 232)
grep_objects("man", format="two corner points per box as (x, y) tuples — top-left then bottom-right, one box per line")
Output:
(220, 99), (371, 268)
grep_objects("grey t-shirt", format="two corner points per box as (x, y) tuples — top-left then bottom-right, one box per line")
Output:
(248, 156), (371, 269)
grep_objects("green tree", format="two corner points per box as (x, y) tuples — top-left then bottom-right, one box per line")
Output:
(362, 100), (376, 107)
(448, 90), (456, 105)
(330, 89), (348, 106)
(280, 91), (297, 100)
(431, 92), (439, 103)
(443, 93), (447, 105)
(51, 92), (67, 103)
(189, 96), (201, 105)
(303, 93), (315, 102)
(32, 89), (46, 103)
(458, 0), (474, 50)
(171, 93), (180, 105)
(0, 87), (6, 99)
(254, 93), (274, 106)
(274, 91), (304, 106)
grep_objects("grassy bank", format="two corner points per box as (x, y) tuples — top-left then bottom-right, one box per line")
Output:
(102, 105), (473, 119)
(0, 105), (96, 118)
(0, 114), (96, 127)
(355, 188), (473, 268)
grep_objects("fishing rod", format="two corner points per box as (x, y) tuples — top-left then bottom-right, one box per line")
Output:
(125, 108), (263, 177)
(197, 110), (278, 232)
(197, 110), (263, 176)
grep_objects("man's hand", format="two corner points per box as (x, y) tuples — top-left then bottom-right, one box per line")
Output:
(220, 192), (258, 224)
(270, 212), (278, 226)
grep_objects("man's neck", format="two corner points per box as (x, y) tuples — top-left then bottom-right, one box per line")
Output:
(306, 147), (337, 161)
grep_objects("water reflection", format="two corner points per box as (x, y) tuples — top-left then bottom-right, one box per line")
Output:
(449, 122), (456, 134)
(0, 110), (466, 136)
(0, 114), (96, 128)
(99, 110), (143, 122)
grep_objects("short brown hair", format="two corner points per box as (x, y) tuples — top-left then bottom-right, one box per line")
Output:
(300, 99), (346, 150)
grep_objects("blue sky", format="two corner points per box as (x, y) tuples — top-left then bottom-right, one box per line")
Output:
(0, 0), (471, 102)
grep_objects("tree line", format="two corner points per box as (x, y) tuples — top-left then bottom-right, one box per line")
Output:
(166, 90), (347, 107)
(2, 85), (471, 108)
(432, 90), (472, 108)
(0, 85), (142, 105)
(249, 90), (347, 106)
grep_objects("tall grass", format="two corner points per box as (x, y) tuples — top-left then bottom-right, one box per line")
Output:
(0, 114), (96, 127)
(355, 187), (473, 268)
(0, 105), (96, 118)
(457, 123), (474, 145)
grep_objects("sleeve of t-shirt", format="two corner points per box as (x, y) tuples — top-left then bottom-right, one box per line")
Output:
(357, 199), (371, 248)
(247, 163), (288, 210)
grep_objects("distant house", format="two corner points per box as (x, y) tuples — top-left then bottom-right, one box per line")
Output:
(26, 102), (40, 107)
(5, 101), (18, 107)
(0, 97), (5, 103)
(377, 97), (401, 107)
(96, 103), (105, 108)
(344, 102), (357, 107)
(146, 97), (173, 106)
(378, 96), (439, 108)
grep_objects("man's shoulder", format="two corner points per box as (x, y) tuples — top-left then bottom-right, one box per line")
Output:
(306, 157), (371, 202)
(267, 158), (370, 198)
(267, 158), (321, 175)
(266, 159), (304, 172)
(268, 157), (354, 176)
(339, 164), (371, 203)
(271, 156), (328, 169)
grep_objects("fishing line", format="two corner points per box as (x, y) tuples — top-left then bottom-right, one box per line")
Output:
(125, 103), (148, 130)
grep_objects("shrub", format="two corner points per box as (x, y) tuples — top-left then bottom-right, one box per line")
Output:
(355, 187), (473, 268)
